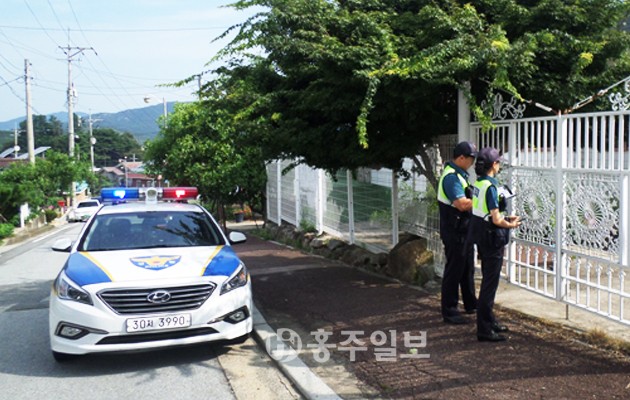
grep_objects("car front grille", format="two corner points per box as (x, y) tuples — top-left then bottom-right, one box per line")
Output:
(98, 284), (216, 314)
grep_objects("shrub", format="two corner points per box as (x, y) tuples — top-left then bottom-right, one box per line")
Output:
(44, 209), (58, 223)
(0, 223), (14, 240)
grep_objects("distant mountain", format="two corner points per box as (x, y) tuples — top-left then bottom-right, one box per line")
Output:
(0, 103), (178, 143)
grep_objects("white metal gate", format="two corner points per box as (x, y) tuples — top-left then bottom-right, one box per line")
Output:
(471, 111), (630, 325)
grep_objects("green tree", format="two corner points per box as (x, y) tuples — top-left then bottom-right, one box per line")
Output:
(80, 127), (143, 167)
(18, 115), (65, 152)
(16, 116), (143, 167)
(0, 130), (13, 149)
(216, 0), (630, 186)
(0, 151), (92, 223)
(143, 97), (267, 226)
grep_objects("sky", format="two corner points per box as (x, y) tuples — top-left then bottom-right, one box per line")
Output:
(0, 0), (260, 124)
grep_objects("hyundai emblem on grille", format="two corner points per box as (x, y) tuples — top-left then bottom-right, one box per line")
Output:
(147, 290), (172, 303)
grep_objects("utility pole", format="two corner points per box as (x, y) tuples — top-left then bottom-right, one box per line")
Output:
(24, 59), (35, 164)
(59, 45), (96, 158)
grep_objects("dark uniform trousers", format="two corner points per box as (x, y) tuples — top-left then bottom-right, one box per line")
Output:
(441, 233), (477, 317)
(476, 240), (505, 335)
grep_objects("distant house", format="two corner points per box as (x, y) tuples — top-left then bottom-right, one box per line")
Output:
(99, 162), (157, 187)
(0, 146), (51, 169)
(99, 166), (125, 184)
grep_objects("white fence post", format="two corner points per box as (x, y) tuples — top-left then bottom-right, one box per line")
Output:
(276, 161), (282, 225)
(457, 85), (471, 142)
(317, 169), (325, 234)
(347, 169), (355, 244)
(295, 163), (301, 227)
(555, 113), (568, 303)
(391, 170), (399, 246)
(621, 174), (629, 267)
(506, 121), (517, 283)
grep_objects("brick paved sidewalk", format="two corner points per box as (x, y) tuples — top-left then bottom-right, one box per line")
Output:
(235, 233), (630, 400)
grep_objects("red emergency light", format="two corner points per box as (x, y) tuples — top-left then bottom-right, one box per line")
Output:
(162, 187), (198, 201)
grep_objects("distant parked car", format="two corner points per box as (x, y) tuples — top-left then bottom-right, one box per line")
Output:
(67, 200), (101, 222)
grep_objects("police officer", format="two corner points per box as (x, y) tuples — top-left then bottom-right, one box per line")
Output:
(470, 147), (521, 342)
(438, 141), (479, 324)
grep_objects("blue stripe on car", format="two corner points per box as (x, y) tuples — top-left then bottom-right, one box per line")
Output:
(203, 247), (240, 276)
(64, 253), (113, 286)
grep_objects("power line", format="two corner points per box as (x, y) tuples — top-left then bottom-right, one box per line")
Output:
(63, 1), (169, 125)
(0, 24), (230, 33)
(22, 0), (63, 48)
(1, 72), (43, 115)
(47, 0), (67, 33)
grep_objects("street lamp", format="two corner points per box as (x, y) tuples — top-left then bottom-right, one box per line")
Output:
(143, 95), (167, 128)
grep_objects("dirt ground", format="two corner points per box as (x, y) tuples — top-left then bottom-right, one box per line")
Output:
(238, 235), (630, 400)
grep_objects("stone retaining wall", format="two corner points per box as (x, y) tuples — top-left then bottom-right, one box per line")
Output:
(263, 222), (438, 290)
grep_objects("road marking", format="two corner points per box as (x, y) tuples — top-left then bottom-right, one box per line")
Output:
(33, 225), (76, 243)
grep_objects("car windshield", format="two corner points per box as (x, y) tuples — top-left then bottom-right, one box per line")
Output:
(78, 201), (99, 208)
(79, 211), (225, 251)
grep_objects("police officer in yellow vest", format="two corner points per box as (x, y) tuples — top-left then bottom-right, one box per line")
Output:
(470, 147), (522, 342)
(438, 141), (479, 325)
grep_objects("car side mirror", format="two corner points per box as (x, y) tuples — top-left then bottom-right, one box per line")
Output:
(52, 238), (73, 253)
(228, 231), (247, 244)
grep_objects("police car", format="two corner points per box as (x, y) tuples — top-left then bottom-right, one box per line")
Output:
(49, 187), (252, 362)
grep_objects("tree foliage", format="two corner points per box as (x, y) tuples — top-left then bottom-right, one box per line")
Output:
(143, 97), (267, 225)
(0, 151), (92, 223)
(15, 115), (143, 167)
(215, 0), (630, 183)
(83, 128), (144, 167)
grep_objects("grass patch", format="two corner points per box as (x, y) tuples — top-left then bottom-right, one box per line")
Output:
(583, 328), (630, 356)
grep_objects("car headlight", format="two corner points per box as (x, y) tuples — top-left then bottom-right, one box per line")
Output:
(221, 263), (249, 295)
(54, 272), (93, 305)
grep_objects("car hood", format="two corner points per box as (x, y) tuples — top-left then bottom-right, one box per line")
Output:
(63, 246), (241, 286)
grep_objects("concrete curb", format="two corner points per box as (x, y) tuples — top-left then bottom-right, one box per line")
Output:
(251, 305), (341, 400)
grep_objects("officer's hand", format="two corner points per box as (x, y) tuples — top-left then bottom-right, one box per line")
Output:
(506, 215), (522, 228)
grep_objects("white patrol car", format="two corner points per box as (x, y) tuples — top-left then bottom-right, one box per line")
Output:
(49, 187), (252, 362)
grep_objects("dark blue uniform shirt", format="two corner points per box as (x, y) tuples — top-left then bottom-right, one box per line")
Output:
(442, 161), (470, 202)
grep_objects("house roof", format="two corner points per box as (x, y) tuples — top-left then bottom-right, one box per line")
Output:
(100, 166), (124, 176)
(16, 146), (51, 159)
(118, 161), (144, 172)
(127, 173), (152, 180)
(0, 148), (15, 158)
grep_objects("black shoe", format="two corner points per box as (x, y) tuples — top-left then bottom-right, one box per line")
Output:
(492, 323), (509, 332)
(443, 315), (469, 325)
(477, 332), (507, 342)
(465, 308), (477, 315)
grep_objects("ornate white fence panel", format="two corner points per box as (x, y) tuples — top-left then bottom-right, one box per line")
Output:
(472, 110), (630, 325)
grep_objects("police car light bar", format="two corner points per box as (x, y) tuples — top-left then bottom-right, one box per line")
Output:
(100, 187), (198, 203)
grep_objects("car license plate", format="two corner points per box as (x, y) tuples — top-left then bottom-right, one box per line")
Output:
(126, 314), (192, 333)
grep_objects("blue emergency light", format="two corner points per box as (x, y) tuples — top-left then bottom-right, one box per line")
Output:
(100, 187), (140, 201)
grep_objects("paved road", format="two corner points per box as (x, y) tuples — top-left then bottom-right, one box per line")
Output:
(0, 223), (301, 400)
